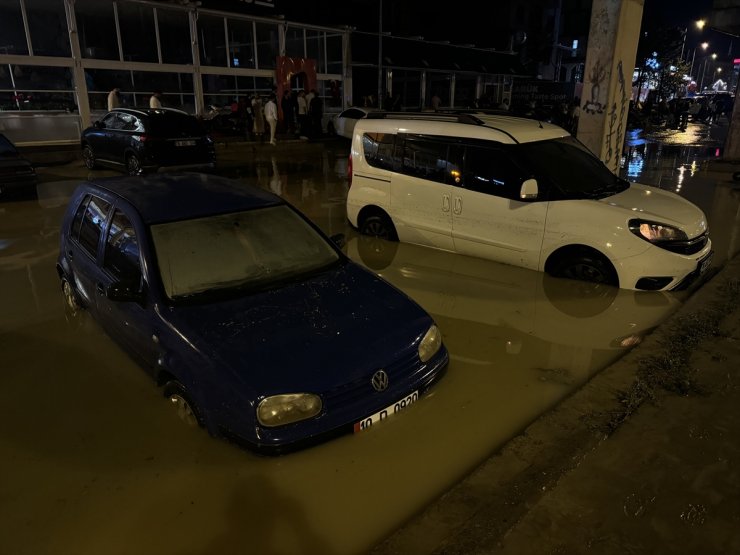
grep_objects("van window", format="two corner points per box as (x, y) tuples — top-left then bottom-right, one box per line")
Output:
(463, 146), (527, 200)
(362, 132), (397, 171)
(401, 136), (462, 185)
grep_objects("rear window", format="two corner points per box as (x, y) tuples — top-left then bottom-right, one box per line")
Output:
(147, 113), (205, 136)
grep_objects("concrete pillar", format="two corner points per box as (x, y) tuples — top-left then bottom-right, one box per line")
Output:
(725, 99), (740, 161)
(64, 0), (91, 129)
(577, 0), (644, 175)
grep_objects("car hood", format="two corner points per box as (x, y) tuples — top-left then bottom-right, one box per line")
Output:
(168, 261), (433, 395)
(600, 183), (708, 238)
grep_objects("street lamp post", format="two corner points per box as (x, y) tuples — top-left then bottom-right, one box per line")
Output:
(377, 0), (382, 109)
(700, 52), (718, 91)
(690, 41), (709, 80)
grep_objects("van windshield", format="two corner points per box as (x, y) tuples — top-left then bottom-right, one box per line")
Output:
(514, 136), (629, 199)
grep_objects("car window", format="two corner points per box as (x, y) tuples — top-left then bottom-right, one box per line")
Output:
(101, 113), (118, 128)
(104, 210), (141, 281)
(151, 205), (340, 300)
(119, 113), (137, 131)
(342, 108), (366, 119)
(401, 136), (459, 185)
(462, 145), (527, 199)
(75, 194), (112, 258)
(362, 132), (398, 171)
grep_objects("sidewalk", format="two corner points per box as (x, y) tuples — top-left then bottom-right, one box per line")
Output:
(370, 166), (740, 554)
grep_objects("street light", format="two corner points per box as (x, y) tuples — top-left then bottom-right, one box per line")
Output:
(700, 52), (718, 91)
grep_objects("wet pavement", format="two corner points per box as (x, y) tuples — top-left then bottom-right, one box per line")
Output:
(1, 120), (739, 554)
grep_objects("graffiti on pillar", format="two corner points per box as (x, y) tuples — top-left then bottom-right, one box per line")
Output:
(605, 60), (628, 173)
(583, 59), (607, 114)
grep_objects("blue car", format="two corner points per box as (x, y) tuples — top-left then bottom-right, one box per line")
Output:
(56, 173), (448, 453)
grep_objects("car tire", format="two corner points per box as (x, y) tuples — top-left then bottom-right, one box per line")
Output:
(82, 145), (96, 169)
(61, 277), (81, 314)
(163, 380), (203, 428)
(359, 213), (398, 241)
(126, 153), (142, 176)
(550, 252), (618, 287)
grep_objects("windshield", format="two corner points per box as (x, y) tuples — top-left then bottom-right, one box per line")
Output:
(513, 136), (629, 198)
(151, 205), (340, 301)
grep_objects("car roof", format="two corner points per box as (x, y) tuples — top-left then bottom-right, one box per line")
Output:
(358, 111), (569, 144)
(81, 172), (284, 225)
(109, 107), (193, 118)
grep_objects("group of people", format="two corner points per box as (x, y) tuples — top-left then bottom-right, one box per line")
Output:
(628, 93), (735, 131)
(235, 88), (324, 145)
(106, 88), (163, 111)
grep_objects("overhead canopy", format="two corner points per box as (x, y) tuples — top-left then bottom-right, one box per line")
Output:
(351, 33), (529, 75)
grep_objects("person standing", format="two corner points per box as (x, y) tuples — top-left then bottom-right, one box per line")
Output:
(149, 90), (162, 109)
(280, 89), (295, 135)
(252, 95), (265, 144)
(107, 87), (120, 111)
(296, 90), (308, 137)
(265, 93), (278, 146)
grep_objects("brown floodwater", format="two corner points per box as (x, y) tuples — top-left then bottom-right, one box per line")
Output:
(0, 131), (737, 555)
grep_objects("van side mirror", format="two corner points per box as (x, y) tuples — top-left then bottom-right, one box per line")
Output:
(520, 178), (539, 200)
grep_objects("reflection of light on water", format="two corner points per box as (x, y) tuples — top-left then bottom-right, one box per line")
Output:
(677, 166), (685, 191)
(627, 147), (645, 178)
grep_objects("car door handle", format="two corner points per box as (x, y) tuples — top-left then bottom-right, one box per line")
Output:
(67, 249), (74, 259)
(96, 282), (105, 295)
(453, 196), (462, 214)
(442, 194), (451, 212)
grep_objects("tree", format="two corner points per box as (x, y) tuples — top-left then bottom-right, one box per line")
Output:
(633, 26), (687, 102)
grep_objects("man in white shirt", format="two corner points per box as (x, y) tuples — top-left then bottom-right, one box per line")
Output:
(107, 87), (120, 111)
(149, 91), (162, 109)
(264, 94), (278, 145)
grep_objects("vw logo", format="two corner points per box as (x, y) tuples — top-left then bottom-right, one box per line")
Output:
(371, 370), (389, 392)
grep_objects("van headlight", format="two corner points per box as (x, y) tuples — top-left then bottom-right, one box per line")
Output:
(257, 393), (322, 427)
(629, 219), (687, 243)
(418, 324), (442, 362)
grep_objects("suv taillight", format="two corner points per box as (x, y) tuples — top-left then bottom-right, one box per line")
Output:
(347, 154), (353, 187)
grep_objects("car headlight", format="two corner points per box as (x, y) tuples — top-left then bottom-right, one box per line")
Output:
(418, 324), (442, 362)
(629, 219), (688, 243)
(256, 393), (322, 427)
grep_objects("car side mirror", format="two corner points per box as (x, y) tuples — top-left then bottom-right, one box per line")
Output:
(94, 120), (104, 129)
(330, 233), (346, 249)
(520, 178), (539, 200)
(106, 279), (145, 303)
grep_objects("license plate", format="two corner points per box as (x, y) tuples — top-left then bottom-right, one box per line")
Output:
(354, 391), (418, 433)
(699, 252), (713, 275)
(175, 140), (196, 147)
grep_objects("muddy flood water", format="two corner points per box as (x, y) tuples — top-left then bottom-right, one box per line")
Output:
(2, 126), (739, 554)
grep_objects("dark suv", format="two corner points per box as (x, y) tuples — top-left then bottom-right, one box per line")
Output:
(81, 108), (216, 176)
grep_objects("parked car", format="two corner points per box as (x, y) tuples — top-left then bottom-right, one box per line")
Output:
(346, 112), (713, 292)
(327, 107), (380, 139)
(0, 133), (37, 198)
(56, 172), (448, 454)
(81, 108), (216, 176)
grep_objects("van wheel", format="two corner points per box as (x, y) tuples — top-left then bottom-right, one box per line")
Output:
(360, 214), (398, 241)
(550, 253), (618, 287)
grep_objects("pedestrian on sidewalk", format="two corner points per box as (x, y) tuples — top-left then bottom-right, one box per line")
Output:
(252, 95), (265, 144)
(265, 93), (278, 146)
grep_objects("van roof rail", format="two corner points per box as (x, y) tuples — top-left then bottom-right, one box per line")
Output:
(365, 111), (485, 125)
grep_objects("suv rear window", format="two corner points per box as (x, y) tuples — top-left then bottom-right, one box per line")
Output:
(147, 113), (205, 136)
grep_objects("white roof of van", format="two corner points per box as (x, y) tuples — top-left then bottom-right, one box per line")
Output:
(356, 112), (569, 144)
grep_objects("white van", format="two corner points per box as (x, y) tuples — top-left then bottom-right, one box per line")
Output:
(345, 112), (713, 291)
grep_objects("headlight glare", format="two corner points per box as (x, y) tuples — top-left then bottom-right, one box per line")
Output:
(629, 219), (687, 243)
(418, 324), (442, 362)
(257, 393), (322, 427)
